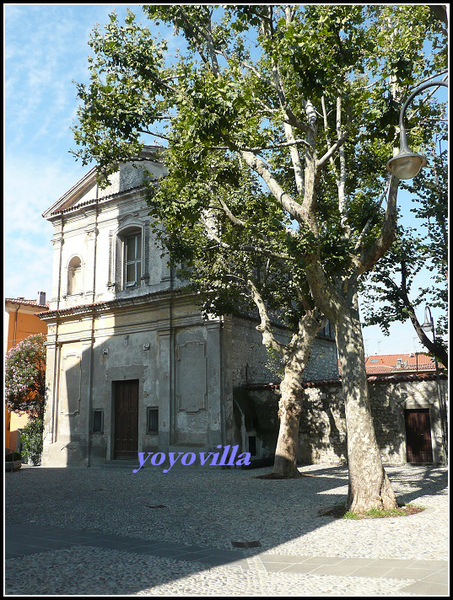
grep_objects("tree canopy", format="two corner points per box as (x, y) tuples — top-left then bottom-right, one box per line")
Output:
(71, 4), (447, 506)
(72, 5), (447, 329)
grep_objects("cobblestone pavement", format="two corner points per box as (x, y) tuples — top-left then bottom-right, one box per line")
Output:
(4, 463), (449, 596)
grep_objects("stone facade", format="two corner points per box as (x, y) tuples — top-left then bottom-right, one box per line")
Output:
(239, 373), (448, 465)
(39, 147), (338, 467)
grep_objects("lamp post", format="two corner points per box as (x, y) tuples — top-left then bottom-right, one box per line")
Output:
(386, 80), (448, 179)
(421, 305), (447, 464)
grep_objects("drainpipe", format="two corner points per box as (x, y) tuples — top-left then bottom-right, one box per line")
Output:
(219, 316), (226, 448)
(50, 341), (61, 444)
(13, 303), (20, 347)
(169, 262), (174, 447)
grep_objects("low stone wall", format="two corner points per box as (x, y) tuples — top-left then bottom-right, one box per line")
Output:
(237, 373), (448, 465)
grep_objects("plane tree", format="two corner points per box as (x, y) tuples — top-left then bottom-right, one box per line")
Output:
(72, 5), (446, 510)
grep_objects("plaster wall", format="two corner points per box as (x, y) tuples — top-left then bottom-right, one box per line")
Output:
(41, 296), (225, 467)
(48, 158), (170, 311)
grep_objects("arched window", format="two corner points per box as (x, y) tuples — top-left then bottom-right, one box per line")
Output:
(67, 256), (82, 295)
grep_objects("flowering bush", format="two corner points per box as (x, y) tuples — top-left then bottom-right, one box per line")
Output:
(5, 334), (46, 420)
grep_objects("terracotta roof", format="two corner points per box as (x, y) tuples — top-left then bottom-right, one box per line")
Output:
(367, 371), (446, 384)
(365, 364), (395, 374)
(364, 353), (436, 373)
(5, 298), (49, 309)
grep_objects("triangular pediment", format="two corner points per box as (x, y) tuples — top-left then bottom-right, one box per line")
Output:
(42, 168), (100, 219)
(43, 146), (166, 220)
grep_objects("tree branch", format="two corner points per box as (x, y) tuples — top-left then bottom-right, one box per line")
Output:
(354, 177), (392, 251)
(177, 7), (219, 74)
(320, 96), (338, 179)
(316, 132), (349, 169)
(335, 97), (349, 235)
(217, 197), (246, 228)
(357, 175), (399, 274)
(209, 138), (312, 153)
(202, 206), (295, 261)
(397, 271), (448, 368)
(284, 121), (305, 196)
(240, 150), (307, 224)
(247, 278), (286, 356)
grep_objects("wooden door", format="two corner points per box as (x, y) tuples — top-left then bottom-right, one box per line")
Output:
(405, 409), (433, 463)
(113, 380), (139, 459)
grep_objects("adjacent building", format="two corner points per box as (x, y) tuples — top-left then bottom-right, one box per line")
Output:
(5, 294), (49, 450)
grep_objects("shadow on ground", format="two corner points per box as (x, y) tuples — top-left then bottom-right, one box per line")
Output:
(4, 463), (448, 595)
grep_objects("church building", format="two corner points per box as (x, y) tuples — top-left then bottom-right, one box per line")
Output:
(39, 147), (338, 467)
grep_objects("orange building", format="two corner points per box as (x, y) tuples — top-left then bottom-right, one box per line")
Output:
(4, 293), (48, 451)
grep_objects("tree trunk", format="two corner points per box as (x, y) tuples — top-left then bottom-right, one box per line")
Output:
(305, 261), (398, 513)
(272, 367), (304, 478)
(336, 303), (398, 513)
(270, 312), (325, 478)
(249, 276), (325, 479)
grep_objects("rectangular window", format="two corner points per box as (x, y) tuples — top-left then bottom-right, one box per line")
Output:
(92, 409), (104, 433)
(124, 234), (142, 287)
(147, 407), (159, 434)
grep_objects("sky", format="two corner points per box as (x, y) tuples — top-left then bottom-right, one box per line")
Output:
(3, 3), (447, 357)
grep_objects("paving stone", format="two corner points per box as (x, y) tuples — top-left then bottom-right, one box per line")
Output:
(383, 567), (437, 580)
(336, 557), (377, 567)
(419, 568), (449, 584)
(260, 554), (305, 563)
(295, 556), (345, 565)
(5, 464), (448, 596)
(399, 580), (449, 596)
(406, 559), (448, 571)
(309, 563), (365, 577)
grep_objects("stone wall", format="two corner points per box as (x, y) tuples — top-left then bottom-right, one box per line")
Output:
(237, 373), (448, 465)
(226, 317), (338, 388)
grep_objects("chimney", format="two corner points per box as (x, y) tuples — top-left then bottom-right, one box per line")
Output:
(37, 291), (46, 306)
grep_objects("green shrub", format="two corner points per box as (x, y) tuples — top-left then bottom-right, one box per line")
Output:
(21, 418), (44, 465)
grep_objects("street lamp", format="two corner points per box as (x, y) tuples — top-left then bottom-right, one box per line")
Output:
(386, 80), (448, 180)
(421, 304), (435, 336)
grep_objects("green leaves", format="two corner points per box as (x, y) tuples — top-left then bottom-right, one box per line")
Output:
(72, 5), (446, 340)
(361, 143), (448, 348)
(72, 10), (171, 183)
